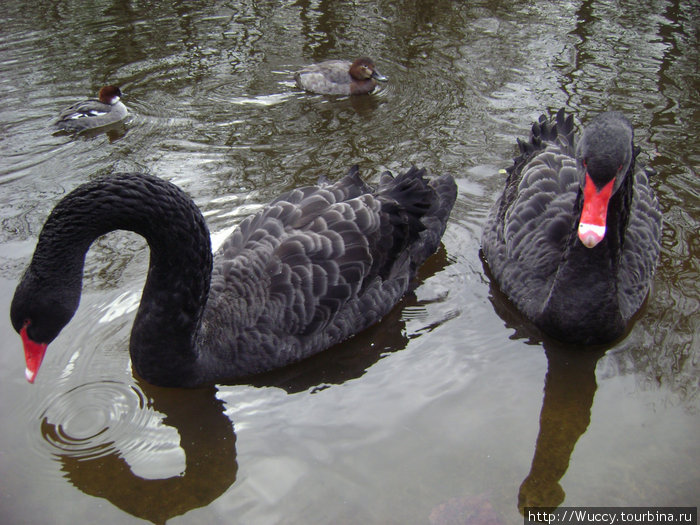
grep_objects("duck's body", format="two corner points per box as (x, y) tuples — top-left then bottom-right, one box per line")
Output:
(54, 86), (127, 133)
(481, 109), (661, 344)
(11, 167), (456, 387)
(294, 58), (387, 95)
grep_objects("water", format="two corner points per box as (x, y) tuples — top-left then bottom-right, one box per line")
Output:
(1, 1), (698, 524)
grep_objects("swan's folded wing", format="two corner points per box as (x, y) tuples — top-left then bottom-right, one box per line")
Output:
(265, 192), (382, 336)
(209, 171), (385, 335)
(208, 165), (443, 354)
(618, 170), (662, 319)
(483, 148), (579, 318)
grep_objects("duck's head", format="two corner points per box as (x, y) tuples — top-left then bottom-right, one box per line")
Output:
(576, 111), (634, 248)
(98, 85), (123, 105)
(349, 58), (388, 82)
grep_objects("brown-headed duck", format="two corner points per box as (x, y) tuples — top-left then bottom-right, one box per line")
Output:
(54, 86), (128, 133)
(294, 58), (388, 95)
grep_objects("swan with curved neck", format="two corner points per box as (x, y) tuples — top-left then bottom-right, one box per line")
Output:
(11, 167), (457, 387)
(481, 109), (662, 344)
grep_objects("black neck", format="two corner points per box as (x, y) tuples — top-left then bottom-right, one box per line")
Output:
(31, 174), (213, 385)
(539, 166), (635, 344)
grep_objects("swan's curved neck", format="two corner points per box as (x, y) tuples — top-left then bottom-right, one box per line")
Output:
(32, 174), (213, 386)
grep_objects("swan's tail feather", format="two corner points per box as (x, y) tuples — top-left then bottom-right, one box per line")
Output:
(416, 173), (457, 266)
(507, 108), (576, 179)
(378, 166), (457, 269)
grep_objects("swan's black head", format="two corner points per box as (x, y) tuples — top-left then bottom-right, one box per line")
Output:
(575, 111), (634, 248)
(10, 268), (81, 382)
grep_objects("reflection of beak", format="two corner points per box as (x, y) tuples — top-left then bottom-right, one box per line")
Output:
(372, 70), (388, 82)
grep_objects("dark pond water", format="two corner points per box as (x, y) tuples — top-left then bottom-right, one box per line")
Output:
(1, 1), (698, 524)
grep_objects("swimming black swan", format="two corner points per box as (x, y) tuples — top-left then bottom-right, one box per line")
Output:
(481, 109), (662, 344)
(11, 167), (457, 387)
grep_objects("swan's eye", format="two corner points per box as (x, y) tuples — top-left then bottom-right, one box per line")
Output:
(21, 319), (34, 339)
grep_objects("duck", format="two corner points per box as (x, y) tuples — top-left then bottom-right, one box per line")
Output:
(481, 109), (662, 345)
(54, 85), (128, 133)
(11, 166), (457, 387)
(294, 58), (388, 95)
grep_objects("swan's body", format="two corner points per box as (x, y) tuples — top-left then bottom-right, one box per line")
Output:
(11, 167), (456, 387)
(481, 109), (661, 344)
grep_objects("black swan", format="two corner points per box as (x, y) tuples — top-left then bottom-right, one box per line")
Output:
(11, 166), (456, 387)
(481, 109), (662, 344)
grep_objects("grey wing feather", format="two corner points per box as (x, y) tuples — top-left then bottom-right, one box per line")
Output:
(618, 170), (662, 318)
(209, 172), (380, 341)
(483, 145), (579, 320)
(56, 99), (107, 121)
(201, 165), (455, 376)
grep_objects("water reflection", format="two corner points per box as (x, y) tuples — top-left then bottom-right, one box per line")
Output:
(53, 121), (128, 142)
(40, 380), (237, 525)
(518, 345), (604, 511)
(483, 260), (608, 512)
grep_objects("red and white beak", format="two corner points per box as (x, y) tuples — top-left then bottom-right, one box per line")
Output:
(578, 174), (615, 248)
(20, 322), (47, 383)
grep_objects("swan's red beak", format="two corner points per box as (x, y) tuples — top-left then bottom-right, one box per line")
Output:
(20, 323), (47, 384)
(578, 174), (615, 248)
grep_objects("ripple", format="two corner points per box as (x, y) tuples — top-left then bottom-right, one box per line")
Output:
(98, 290), (141, 324)
(204, 76), (296, 107)
(38, 381), (150, 461)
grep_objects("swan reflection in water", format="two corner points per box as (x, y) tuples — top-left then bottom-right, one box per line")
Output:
(40, 380), (237, 525)
(484, 263), (609, 513)
(37, 246), (451, 524)
(517, 345), (604, 511)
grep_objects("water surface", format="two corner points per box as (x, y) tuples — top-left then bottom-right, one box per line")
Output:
(0, 1), (698, 524)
